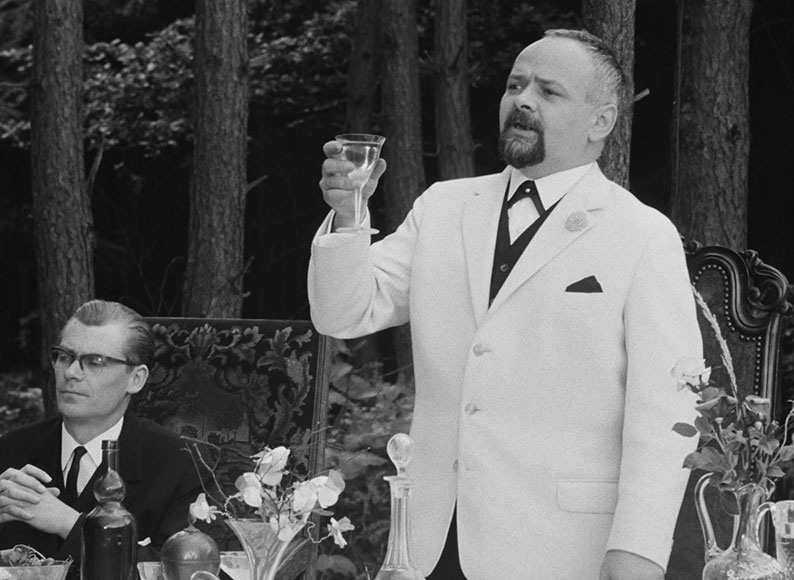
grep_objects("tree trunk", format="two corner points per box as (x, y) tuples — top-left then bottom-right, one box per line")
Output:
(433, 0), (474, 180)
(583, 0), (636, 189)
(344, 0), (380, 133)
(31, 0), (94, 414)
(182, 0), (249, 317)
(380, 0), (425, 382)
(670, 0), (752, 249)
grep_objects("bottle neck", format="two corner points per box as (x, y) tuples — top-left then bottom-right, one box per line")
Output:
(96, 440), (125, 503)
(382, 475), (413, 569)
(103, 443), (120, 473)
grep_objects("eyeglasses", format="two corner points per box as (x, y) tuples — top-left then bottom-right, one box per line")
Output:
(50, 345), (137, 375)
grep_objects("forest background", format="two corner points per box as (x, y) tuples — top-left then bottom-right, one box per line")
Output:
(0, 0), (793, 577)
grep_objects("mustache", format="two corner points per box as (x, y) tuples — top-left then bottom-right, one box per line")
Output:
(503, 108), (542, 133)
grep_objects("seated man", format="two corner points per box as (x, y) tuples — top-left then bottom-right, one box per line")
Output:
(0, 299), (203, 572)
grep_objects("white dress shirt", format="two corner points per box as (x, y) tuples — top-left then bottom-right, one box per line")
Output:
(61, 417), (124, 495)
(506, 163), (594, 243)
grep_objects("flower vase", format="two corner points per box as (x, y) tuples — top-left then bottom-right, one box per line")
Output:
(225, 519), (308, 580)
(696, 476), (786, 580)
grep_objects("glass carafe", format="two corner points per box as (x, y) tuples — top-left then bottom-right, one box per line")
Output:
(696, 473), (786, 580)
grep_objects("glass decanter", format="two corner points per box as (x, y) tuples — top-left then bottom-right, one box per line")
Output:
(374, 433), (425, 580)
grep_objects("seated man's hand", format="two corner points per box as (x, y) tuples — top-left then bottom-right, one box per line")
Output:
(599, 550), (664, 580)
(16, 488), (80, 538)
(0, 465), (53, 523)
(0, 465), (77, 538)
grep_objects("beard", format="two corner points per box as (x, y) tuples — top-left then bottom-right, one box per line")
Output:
(498, 108), (545, 168)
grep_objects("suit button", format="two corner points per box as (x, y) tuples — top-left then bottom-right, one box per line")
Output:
(464, 403), (479, 415)
(472, 344), (486, 356)
(499, 263), (509, 273)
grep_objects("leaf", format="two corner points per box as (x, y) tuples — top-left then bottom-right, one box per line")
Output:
(673, 422), (698, 437)
(694, 415), (714, 435)
(778, 445), (794, 462)
(767, 466), (786, 479)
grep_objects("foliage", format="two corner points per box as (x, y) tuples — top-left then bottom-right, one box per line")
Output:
(0, 0), (356, 160)
(0, 372), (43, 438)
(673, 288), (794, 492)
(316, 339), (415, 580)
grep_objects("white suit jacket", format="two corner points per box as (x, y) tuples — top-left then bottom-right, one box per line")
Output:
(308, 164), (701, 580)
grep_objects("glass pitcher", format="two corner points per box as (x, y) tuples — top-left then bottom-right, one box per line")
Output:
(695, 473), (786, 580)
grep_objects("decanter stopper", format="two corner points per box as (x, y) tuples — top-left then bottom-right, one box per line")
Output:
(375, 434), (424, 580)
(387, 433), (414, 477)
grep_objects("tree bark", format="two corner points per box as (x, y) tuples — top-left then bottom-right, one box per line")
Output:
(583, 0), (636, 189)
(670, 0), (752, 250)
(433, 0), (474, 180)
(31, 0), (94, 413)
(182, 0), (249, 317)
(344, 0), (380, 133)
(380, 0), (425, 382)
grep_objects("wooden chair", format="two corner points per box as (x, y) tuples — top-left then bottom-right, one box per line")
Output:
(666, 241), (793, 580)
(133, 317), (331, 580)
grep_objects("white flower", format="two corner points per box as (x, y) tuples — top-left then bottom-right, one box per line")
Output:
(189, 493), (218, 524)
(328, 517), (355, 548)
(292, 480), (320, 514)
(292, 469), (345, 515)
(267, 512), (305, 543)
(671, 357), (712, 389)
(252, 446), (290, 486)
(235, 472), (263, 508)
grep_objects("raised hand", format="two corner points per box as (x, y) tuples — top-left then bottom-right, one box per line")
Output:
(319, 138), (386, 230)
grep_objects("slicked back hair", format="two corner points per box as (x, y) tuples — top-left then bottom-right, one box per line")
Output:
(544, 28), (628, 117)
(66, 300), (154, 367)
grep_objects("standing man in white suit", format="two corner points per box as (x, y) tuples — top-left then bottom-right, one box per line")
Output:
(308, 29), (701, 580)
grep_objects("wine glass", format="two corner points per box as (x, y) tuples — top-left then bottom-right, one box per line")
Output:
(335, 133), (386, 234)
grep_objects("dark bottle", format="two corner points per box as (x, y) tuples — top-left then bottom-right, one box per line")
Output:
(81, 439), (138, 580)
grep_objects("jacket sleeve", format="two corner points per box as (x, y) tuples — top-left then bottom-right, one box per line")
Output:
(605, 219), (702, 570)
(307, 192), (427, 338)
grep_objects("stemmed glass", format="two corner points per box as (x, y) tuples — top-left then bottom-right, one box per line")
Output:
(335, 133), (386, 234)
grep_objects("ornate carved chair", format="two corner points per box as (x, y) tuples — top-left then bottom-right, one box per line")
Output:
(666, 242), (793, 580)
(132, 318), (331, 580)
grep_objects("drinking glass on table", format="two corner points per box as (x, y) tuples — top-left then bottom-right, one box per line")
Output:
(335, 133), (386, 234)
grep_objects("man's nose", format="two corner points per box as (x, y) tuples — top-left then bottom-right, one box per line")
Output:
(63, 358), (83, 378)
(516, 86), (537, 111)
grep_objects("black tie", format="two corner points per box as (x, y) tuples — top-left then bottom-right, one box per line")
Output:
(65, 446), (87, 500)
(507, 180), (545, 215)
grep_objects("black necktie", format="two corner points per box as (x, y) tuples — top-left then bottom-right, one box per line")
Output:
(65, 446), (87, 500)
(507, 180), (545, 215)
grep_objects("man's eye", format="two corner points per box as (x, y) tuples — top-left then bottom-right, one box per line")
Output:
(83, 355), (107, 368)
(56, 352), (73, 364)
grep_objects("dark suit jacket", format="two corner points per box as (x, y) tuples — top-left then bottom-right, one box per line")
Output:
(0, 411), (203, 570)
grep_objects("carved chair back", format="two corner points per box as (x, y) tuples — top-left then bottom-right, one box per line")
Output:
(666, 242), (792, 580)
(133, 317), (331, 580)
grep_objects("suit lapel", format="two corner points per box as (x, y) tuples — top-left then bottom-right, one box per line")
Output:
(461, 168), (510, 325)
(488, 165), (612, 314)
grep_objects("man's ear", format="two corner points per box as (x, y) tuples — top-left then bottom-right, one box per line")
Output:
(588, 103), (618, 143)
(127, 364), (149, 395)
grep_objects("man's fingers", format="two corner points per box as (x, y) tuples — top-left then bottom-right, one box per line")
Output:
(19, 465), (53, 486)
(0, 466), (50, 494)
(322, 139), (343, 158)
(0, 480), (43, 504)
(0, 502), (35, 522)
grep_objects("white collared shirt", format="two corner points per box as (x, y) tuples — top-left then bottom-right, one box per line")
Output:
(61, 417), (124, 495)
(506, 163), (594, 243)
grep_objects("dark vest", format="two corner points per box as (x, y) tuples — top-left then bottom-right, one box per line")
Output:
(488, 188), (557, 305)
